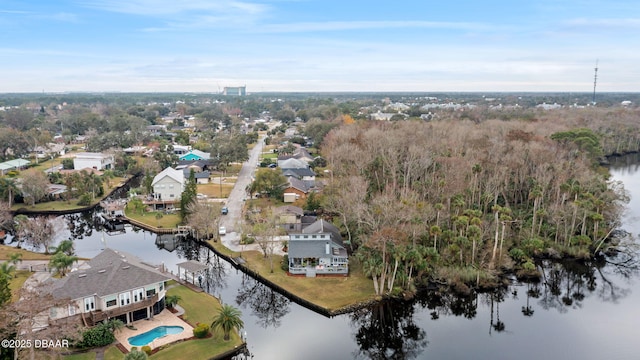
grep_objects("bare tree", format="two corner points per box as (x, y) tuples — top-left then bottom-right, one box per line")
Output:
(20, 169), (50, 206)
(14, 216), (63, 254)
(186, 201), (222, 240)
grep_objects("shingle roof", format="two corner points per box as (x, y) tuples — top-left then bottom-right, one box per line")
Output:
(152, 167), (184, 186)
(286, 177), (309, 193)
(51, 248), (169, 300)
(303, 219), (343, 244)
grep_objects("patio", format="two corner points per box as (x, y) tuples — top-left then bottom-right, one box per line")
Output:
(114, 308), (194, 352)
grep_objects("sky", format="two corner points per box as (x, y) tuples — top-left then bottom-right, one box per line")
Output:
(1, 0), (639, 93)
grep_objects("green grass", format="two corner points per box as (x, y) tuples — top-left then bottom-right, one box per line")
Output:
(10, 270), (31, 302)
(148, 285), (243, 360)
(0, 245), (52, 260)
(208, 242), (376, 311)
(124, 208), (181, 229)
(260, 152), (278, 160)
(104, 346), (124, 360)
(63, 352), (96, 360)
(197, 182), (234, 198)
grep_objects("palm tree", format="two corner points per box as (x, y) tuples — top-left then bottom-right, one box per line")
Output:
(54, 239), (75, 256)
(0, 261), (16, 280)
(211, 304), (244, 341)
(49, 252), (78, 277)
(0, 177), (19, 207)
(8, 253), (22, 267)
(165, 294), (181, 309)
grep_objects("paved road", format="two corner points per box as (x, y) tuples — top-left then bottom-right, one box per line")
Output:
(219, 136), (265, 252)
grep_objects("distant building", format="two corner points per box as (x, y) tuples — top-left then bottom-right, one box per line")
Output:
(223, 86), (246, 96)
(73, 152), (114, 171)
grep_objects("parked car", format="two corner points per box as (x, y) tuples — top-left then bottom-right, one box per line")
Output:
(268, 163), (277, 168)
(221, 206), (228, 215)
(219, 226), (226, 235)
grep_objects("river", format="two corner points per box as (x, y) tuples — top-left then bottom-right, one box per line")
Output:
(4, 155), (640, 360)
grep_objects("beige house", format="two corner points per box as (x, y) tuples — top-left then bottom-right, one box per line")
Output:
(152, 167), (185, 203)
(50, 248), (170, 326)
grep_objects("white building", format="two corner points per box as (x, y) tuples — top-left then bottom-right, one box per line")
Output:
(73, 152), (114, 171)
(151, 167), (185, 202)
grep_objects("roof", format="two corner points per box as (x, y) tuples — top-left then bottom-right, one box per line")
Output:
(303, 219), (343, 244)
(275, 205), (304, 217)
(152, 167), (184, 186)
(0, 158), (30, 171)
(51, 248), (169, 300)
(74, 152), (113, 160)
(282, 167), (315, 178)
(177, 260), (208, 273)
(179, 149), (210, 160)
(278, 158), (307, 169)
(286, 177), (309, 193)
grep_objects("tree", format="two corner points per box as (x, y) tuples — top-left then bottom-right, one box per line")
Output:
(20, 169), (50, 206)
(186, 201), (221, 240)
(0, 178), (19, 207)
(49, 252), (79, 276)
(15, 216), (62, 254)
(180, 169), (198, 222)
(211, 304), (244, 341)
(248, 169), (288, 199)
(0, 273), (10, 307)
(165, 294), (181, 309)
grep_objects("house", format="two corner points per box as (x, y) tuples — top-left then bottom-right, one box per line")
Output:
(282, 168), (316, 186)
(0, 158), (30, 175)
(275, 205), (304, 233)
(287, 219), (348, 277)
(172, 145), (191, 156)
(182, 168), (210, 184)
(73, 152), (114, 171)
(277, 158), (307, 169)
(152, 167), (185, 204)
(179, 150), (211, 161)
(283, 177), (309, 202)
(49, 248), (170, 326)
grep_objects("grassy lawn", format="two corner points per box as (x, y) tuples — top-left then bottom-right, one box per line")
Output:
(10, 175), (127, 212)
(10, 270), (31, 302)
(63, 352), (96, 360)
(208, 242), (376, 312)
(104, 346), (124, 360)
(124, 208), (181, 229)
(150, 285), (243, 360)
(260, 152), (278, 160)
(197, 182), (234, 198)
(0, 245), (52, 260)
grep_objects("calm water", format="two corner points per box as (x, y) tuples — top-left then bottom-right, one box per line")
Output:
(4, 156), (640, 360)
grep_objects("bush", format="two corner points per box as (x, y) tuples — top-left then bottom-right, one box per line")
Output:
(124, 349), (148, 360)
(77, 193), (92, 206)
(141, 345), (152, 355)
(281, 254), (289, 272)
(78, 322), (115, 348)
(192, 323), (210, 338)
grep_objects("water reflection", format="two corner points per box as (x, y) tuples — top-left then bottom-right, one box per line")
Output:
(350, 299), (427, 360)
(235, 273), (291, 329)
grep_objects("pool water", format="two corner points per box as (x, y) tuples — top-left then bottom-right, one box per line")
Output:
(127, 325), (185, 346)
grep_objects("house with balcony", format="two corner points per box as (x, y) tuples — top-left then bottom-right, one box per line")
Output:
(288, 219), (348, 277)
(151, 167), (185, 209)
(49, 248), (170, 326)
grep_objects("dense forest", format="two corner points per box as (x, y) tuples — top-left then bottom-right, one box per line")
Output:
(320, 107), (640, 295)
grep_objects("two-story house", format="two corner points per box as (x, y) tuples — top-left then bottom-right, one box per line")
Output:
(49, 248), (170, 326)
(151, 167), (185, 206)
(288, 219), (348, 277)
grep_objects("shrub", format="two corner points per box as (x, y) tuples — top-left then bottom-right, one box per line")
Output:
(124, 349), (148, 360)
(77, 193), (92, 206)
(78, 322), (115, 348)
(280, 254), (289, 272)
(141, 345), (152, 355)
(192, 323), (210, 338)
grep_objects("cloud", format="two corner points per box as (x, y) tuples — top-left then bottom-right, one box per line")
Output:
(564, 17), (640, 30)
(261, 20), (497, 33)
(79, 0), (268, 17)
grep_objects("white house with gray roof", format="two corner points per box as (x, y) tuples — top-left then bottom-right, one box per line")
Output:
(152, 167), (185, 203)
(287, 219), (348, 277)
(49, 248), (170, 326)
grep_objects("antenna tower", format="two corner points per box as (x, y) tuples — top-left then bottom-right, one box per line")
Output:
(592, 60), (598, 104)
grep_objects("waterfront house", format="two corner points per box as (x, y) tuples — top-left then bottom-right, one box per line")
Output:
(288, 219), (348, 277)
(49, 248), (170, 326)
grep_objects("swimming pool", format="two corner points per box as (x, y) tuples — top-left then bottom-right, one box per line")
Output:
(127, 325), (185, 346)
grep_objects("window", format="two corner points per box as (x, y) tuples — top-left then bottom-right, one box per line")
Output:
(169, 194), (174, 198)
(119, 292), (131, 306)
(312, 235), (317, 239)
(84, 297), (95, 313)
(133, 288), (144, 302)
(146, 288), (156, 297)
(159, 282), (164, 291)
(169, 184), (174, 188)
(106, 299), (117, 307)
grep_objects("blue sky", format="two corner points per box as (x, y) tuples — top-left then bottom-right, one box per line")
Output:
(1, 0), (638, 92)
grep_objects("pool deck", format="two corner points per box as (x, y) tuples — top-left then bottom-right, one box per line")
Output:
(114, 309), (194, 352)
